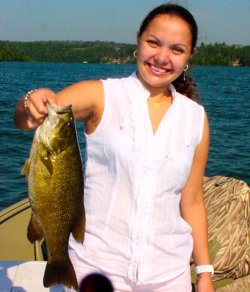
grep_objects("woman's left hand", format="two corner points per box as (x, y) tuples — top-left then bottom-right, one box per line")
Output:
(197, 273), (214, 292)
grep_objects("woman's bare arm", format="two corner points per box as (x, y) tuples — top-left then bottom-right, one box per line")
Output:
(13, 80), (104, 134)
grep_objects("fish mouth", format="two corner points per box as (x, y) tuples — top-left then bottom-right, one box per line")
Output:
(35, 103), (73, 148)
(36, 118), (52, 146)
(46, 103), (73, 129)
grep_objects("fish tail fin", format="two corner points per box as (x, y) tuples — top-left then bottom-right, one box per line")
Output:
(72, 206), (85, 243)
(43, 258), (78, 290)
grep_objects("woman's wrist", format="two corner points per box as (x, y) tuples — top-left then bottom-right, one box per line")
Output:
(195, 265), (214, 276)
(24, 89), (37, 111)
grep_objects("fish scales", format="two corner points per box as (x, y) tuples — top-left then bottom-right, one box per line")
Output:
(22, 103), (85, 290)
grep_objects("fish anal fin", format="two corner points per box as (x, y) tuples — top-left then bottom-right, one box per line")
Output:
(43, 258), (78, 290)
(27, 213), (43, 243)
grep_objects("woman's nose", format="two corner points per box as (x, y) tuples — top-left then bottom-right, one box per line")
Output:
(155, 47), (170, 65)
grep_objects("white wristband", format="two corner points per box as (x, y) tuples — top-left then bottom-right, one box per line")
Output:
(195, 265), (214, 275)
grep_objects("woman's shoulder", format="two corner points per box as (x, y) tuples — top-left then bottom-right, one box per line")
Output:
(101, 73), (137, 99)
(171, 86), (205, 126)
(173, 87), (204, 112)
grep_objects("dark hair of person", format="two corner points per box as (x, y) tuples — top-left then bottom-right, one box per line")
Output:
(79, 273), (114, 292)
(138, 3), (198, 99)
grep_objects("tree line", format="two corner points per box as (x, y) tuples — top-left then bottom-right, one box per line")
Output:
(0, 40), (249, 66)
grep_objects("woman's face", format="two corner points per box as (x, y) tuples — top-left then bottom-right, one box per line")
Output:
(137, 14), (193, 92)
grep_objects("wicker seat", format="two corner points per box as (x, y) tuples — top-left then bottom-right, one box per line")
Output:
(191, 176), (250, 290)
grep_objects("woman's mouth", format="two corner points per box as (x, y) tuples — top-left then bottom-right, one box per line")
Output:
(148, 63), (171, 74)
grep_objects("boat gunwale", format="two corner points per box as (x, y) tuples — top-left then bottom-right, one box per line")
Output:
(0, 198), (30, 225)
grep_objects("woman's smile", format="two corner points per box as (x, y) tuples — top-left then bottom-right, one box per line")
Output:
(146, 62), (173, 75)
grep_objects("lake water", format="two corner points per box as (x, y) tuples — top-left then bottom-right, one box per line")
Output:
(0, 62), (249, 211)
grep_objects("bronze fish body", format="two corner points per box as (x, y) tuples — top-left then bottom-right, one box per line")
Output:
(22, 103), (85, 290)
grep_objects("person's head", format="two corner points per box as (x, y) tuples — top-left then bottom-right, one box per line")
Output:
(136, 3), (198, 99)
(79, 273), (114, 292)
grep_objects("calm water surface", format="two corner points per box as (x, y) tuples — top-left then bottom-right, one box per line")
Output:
(0, 62), (249, 210)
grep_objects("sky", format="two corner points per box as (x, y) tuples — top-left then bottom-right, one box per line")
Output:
(0, 0), (249, 45)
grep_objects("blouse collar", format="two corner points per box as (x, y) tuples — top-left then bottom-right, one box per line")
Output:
(130, 71), (177, 104)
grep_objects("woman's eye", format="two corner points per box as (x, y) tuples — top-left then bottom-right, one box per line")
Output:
(147, 40), (159, 47)
(172, 47), (184, 54)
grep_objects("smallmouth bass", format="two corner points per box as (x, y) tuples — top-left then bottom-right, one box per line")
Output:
(22, 103), (85, 290)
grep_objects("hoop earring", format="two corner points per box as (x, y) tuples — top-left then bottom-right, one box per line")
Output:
(184, 64), (189, 71)
(133, 50), (138, 58)
(183, 64), (189, 81)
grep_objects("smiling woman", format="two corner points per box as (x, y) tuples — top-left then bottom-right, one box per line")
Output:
(13, 3), (214, 292)
(137, 4), (198, 100)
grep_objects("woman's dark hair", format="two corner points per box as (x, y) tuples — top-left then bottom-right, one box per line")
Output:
(138, 3), (198, 99)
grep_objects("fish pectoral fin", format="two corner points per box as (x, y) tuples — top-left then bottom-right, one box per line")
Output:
(39, 143), (54, 175)
(27, 213), (44, 243)
(21, 159), (30, 178)
(40, 154), (54, 175)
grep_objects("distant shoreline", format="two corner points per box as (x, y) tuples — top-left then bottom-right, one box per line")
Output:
(0, 40), (249, 66)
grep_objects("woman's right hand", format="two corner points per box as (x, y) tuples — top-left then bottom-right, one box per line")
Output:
(14, 88), (56, 130)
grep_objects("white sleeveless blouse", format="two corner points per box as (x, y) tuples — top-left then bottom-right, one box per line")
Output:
(69, 72), (205, 285)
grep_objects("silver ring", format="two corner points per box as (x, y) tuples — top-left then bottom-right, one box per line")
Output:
(24, 89), (37, 110)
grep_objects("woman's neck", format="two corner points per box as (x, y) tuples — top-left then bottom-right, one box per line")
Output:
(136, 71), (172, 100)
